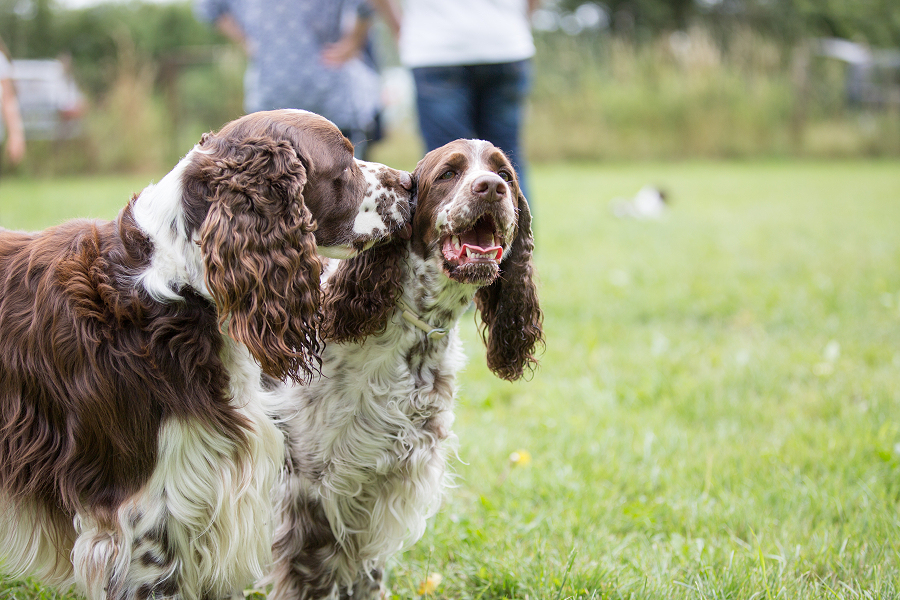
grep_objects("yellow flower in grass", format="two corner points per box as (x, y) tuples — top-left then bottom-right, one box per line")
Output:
(509, 449), (532, 467)
(417, 572), (443, 595)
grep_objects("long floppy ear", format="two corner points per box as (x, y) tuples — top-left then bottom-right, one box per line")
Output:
(321, 240), (407, 344)
(474, 191), (544, 381)
(198, 136), (323, 383)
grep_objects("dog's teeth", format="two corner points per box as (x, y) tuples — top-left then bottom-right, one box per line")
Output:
(452, 235), (460, 250)
(493, 249), (501, 260)
(466, 247), (473, 258)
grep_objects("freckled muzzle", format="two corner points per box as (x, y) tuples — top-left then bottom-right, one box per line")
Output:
(318, 161), (414, 259)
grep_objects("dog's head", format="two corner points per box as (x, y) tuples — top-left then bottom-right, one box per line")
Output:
(323, 139), (542, 381)
(181, 110), (413, 383)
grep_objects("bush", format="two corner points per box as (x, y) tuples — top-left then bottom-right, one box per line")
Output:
(527, 26), (900, 161)
(3, 3), (899, 175)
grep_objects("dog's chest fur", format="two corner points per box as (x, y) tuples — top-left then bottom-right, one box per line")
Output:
(274, 253), (471, 582)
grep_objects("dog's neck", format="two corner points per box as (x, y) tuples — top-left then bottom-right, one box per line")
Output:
(130, 149), (209, 303)
(397, 251), (480, 340)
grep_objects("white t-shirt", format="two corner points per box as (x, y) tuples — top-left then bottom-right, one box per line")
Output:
(399, 0), (535, 68)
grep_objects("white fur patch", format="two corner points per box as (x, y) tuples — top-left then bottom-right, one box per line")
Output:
(435, 207), (450, 230)
(132, 148), (209, 302)
(352, 197), (388, 236)
(352, 160), (393, 236)
(0, 495), (77, 589)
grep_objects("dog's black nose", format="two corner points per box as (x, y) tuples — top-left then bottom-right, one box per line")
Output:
(471, 174), (507, 202)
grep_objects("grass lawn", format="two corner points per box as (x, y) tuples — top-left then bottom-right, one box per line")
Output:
(1, 159), (899, 599)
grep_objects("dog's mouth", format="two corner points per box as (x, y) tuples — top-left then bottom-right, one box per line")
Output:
(440, 214), (505, 284)
(441, 215), (504, 266)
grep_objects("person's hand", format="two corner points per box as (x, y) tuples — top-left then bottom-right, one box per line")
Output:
(4, 128), (24, 166)
(321, 36), (363, 66)
(321, 17), (369, 66)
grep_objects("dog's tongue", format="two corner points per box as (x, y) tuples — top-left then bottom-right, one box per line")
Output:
(465, 226), (493, 249)
(442, 229), (503, 263)
(461, 242), (503, 260)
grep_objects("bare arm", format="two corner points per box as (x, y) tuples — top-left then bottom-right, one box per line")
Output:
(215, 13), (250, 55)
(321, 14), (373, 66)
(1, 78), (25, 165)
(322, 0), (402, 65)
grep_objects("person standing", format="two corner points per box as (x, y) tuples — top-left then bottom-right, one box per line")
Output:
(194, 0), (400, 159)
(0, 37), (26, 172)
(394, 0), (541, 199)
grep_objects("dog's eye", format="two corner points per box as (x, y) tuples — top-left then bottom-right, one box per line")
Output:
(439, 170), (455, 181)
(498, 170), (512, 182)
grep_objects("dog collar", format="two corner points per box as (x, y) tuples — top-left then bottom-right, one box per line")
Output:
(396, 298), (448, 340)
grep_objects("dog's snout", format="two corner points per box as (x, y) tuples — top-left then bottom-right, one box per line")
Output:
(471, 174), (507, 202)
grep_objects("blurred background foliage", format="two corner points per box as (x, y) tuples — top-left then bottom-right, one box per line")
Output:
(0, 0), (897, 175)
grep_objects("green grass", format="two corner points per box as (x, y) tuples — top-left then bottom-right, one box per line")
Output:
(1, 160), (899, 599)
(0, 174), (163, 230)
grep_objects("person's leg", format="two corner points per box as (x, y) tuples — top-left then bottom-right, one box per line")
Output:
(411, 65), (476, 152)
(472, 60), (533, 201)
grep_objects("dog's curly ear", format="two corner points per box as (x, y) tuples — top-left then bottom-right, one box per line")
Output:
(197, 136), (323, 383)
(474, 190), (543, 381)
(321, 240), (407, 344)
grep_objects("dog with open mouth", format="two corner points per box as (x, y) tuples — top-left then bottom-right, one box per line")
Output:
(0, 109), (413, 600)
(264, 138), (543, 599)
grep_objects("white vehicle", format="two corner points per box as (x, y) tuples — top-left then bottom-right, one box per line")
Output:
(12, 58), (85, 140)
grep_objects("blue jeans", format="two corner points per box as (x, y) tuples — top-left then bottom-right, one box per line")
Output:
(412, 59), (533, 201)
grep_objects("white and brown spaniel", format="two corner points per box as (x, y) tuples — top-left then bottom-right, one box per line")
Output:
(0, 109), (412, 600)
(266, 139), (543, 599)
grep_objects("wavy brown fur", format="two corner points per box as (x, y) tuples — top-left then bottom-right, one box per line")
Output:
(320, 240), (407, 344)
(0, 204), (247, 523)
(474, 191), (543, 381)
(188, 134), (322, 383)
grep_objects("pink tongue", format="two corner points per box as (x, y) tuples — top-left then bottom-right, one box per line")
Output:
(461, 243), (503, 260)
(441, 238), (503, 262)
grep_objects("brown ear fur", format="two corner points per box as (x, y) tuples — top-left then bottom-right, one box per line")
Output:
(474, 191), (543, 381)
(198, 136), (323, 383)
(321, 240), (407, 344)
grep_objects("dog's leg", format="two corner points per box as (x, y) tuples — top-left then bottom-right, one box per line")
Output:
(338, 567), (385, 600)
(72, 508), (186, 600)
(71, 413), (281, 600)
(268, 476), (341, 600)
(71, 513), (123, 600)
(74, 509), (252, 600)
(0, 496), (77, 589)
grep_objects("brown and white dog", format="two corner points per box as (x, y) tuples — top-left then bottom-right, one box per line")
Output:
(0, 109), (412, 600)
(265, 139), (543, 599)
